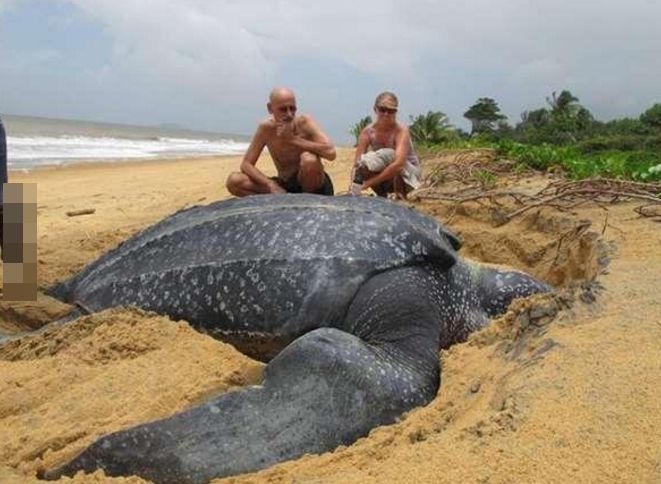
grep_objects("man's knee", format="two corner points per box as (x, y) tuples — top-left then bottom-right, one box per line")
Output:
(226, 172), (247, 195)
(298, 153), (325, 191)
(299, 152), (322, 172)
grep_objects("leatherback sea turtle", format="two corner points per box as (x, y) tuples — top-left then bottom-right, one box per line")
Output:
(41, 194), (551, 484)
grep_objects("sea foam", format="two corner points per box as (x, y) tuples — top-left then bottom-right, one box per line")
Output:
(7, 135), (249, 169)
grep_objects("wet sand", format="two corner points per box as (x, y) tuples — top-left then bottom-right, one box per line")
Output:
(1, 149), (660, 483)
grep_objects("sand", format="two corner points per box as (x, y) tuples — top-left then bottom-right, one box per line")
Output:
(1, 149), (660, 484)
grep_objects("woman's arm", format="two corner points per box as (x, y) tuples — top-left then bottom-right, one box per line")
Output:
(350, 128), (371, 189)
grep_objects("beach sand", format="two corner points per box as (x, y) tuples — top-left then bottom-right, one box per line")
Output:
(1, 149), (660, 483)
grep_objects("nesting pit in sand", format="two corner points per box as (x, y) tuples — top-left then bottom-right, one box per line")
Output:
(0, 193), (613, 484)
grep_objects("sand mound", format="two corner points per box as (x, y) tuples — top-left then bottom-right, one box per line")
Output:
(0, 307), (263, 482)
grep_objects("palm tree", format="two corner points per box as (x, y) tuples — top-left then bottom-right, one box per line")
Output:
(546, 90), (580, 117)
(409, 111), (455, 145)
(349, 116), (373, 146)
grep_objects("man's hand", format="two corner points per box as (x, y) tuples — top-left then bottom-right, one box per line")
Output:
(268, 181), (287, 195)
(275, 121), (295, 141)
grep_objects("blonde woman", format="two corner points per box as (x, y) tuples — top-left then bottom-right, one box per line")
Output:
(351, 92), (422, 199)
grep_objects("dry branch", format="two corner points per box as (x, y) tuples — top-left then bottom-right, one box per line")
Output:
(414, 162), (661, 225)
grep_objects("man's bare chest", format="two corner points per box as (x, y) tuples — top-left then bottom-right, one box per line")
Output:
(267, 140), (304, 163)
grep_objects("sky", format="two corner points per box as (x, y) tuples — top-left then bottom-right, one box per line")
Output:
(1, 0), (660, 144)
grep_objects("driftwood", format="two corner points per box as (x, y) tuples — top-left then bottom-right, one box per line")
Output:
(66, 208), (96, 217)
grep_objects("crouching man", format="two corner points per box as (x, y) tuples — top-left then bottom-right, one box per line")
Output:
(226, 87), (336, 196)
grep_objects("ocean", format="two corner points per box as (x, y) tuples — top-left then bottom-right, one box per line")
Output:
(1, 114), (250, 170)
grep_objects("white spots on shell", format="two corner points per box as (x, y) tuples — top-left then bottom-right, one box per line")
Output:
(246, 267), (260, 283)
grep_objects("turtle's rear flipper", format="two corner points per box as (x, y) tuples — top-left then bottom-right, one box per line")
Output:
(40, 326), (437, 484)
(40, 265), (449, 484)
(41, 267), (444, 484)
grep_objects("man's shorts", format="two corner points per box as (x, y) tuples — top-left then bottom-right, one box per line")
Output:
(271, 172), (334, 195)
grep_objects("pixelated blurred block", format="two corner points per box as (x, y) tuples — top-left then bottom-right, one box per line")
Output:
(23, 221), (37, 243)
(4, 283), (38, 301)
(23, 203), (37, 224)
(3, 203), (23, 224)
(23, 183), (37, 203)
(3, 242), (23, 262)
(23, 262), (37, 283)
(3, 183), (22, 202)
(3, 262), (23, 283)
(22, 242), (38, 263)
(4, 222), (23, 243)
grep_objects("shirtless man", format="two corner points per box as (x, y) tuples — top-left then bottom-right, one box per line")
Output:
(226, 87), (336, 196)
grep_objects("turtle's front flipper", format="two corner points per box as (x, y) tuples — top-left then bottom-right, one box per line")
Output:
(41, 269), (444, 484)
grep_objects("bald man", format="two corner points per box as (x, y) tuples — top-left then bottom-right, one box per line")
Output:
(226, 87), (336, 196)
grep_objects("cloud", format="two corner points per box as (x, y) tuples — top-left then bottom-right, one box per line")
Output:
(0, 0), (21, 14)
(1, 0), (660, 139)
(64, 1), (273, 98)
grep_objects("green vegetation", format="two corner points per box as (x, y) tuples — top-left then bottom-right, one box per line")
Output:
(495, 141), (661, 182)
(640, 104), (661, 129)
(408, 111), (457, 145)
(473, 170), (497, 188)
(351, 89), (661, 183)
(463, 97), (507, 135)
(349, 116), (372, 146)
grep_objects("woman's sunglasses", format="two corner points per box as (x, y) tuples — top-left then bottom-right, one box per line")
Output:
(376, 106), (397, 115)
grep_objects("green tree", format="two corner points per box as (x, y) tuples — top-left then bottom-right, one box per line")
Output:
(520, 108), (550, 128)
(640, 104), (661, 129)
(546, 90), (580, 117)
(516, 91), (595, 145)
(409, 111), (455, 145)
(575, 106), (595, 131)
(349, 116), (372, 146)
(493, 120), (515, 140)
(594, 118), (654, 136)
(463, 98), (507, 135)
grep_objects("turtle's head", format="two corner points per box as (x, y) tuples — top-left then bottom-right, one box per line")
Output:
(468, 261), (553, 317)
